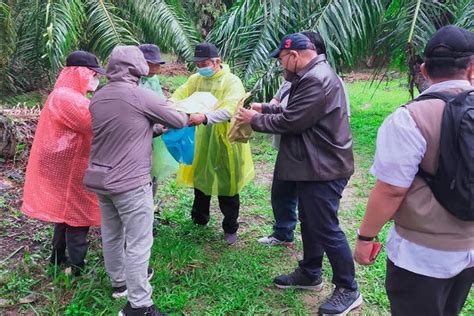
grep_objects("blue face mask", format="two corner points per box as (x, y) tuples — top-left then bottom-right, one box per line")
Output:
(197, 66), (215, 78)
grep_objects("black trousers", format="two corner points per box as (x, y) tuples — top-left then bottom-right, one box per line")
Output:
(191, 188), (240, 234)
(296, 179), (357, 290)
(51, 223), (90, 267)
(386, 259), (474, 316)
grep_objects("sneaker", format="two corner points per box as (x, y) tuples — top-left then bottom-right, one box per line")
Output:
(112, 268), (155, 299)
(112, 285), (128, 299)
(224, 232), (238, 245)
(118, 302), (164, 316)
(318, 288), (363, 316)
(274, 268), (324, 290)
(257, 235), (293, 246)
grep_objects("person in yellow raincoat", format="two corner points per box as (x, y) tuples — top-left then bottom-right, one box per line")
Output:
(171, 43), (254, 245)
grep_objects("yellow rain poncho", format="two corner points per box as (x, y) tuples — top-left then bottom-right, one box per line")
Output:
(172, 65), (254, 196)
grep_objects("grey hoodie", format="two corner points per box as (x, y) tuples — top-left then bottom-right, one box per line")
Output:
(84, 46), (188, 194)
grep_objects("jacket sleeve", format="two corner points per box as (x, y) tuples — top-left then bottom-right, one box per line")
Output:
(250, 76), (333, 135)
(262, 103), (283, 114)
(49, 92), (92, 134)
(139, 88), (188, 129)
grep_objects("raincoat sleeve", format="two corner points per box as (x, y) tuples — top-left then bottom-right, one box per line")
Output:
(250, 76), (327, 135)
(171, 75), (197, 101)
(139, 88), (188, 129)
(48, 91), (92, 134)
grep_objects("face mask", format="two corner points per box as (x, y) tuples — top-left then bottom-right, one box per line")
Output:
(197, 66), (215, 78)
(88, 76), (100, 91)
(281, 54), (298, 82)
(283, 69), (297, 82)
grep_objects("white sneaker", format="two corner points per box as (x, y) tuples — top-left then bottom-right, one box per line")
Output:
(257, 236), (293, 246)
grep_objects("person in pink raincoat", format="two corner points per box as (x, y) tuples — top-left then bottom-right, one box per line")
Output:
(21, 51), (105, 275)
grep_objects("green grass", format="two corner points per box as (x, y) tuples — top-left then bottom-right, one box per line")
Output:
(157, 75), (189, 93)
(1, 78), (473, 315)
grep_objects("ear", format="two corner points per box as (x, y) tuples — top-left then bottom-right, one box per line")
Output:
(420, 63), (429, 80)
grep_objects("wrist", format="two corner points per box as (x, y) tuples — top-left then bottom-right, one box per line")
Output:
(357, 229), (377, 241)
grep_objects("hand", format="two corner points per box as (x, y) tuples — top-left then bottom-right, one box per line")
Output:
(354, 239), (376, 265)
(251, 102), (263, 113)
(235, 107), (258, 124)
(188, 113), (207, 126)
(160, 124), (169, 133)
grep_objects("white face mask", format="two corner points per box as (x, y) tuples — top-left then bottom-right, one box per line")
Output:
(88, 76), (100, 91)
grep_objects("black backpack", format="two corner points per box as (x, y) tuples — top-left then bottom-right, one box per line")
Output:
(415, 89), (474, 221)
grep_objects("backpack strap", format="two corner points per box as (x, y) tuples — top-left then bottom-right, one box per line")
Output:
(414, 91), (455, 103)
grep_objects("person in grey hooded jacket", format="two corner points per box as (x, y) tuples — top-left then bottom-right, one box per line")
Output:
(84, 45), (188, 316)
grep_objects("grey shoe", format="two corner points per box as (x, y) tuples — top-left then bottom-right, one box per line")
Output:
(318, 288), (363, 316)
(257, 235), (294, 246)
(224, 232), (238, 245)
(274, 267), (324, 290)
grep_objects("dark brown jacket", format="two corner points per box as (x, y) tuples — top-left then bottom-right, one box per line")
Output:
(84, 46), (188, 194)
(251, 55), (354, 181)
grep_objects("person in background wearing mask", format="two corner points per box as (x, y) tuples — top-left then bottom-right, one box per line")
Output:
(256, 31), (351, 247)
(236, 33), (359, 315)
(138, 44), (167, 198)
(171, 42), (254, 245)
(22, 51), (105, 276)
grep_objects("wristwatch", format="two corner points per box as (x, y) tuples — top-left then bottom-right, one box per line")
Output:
(357, 229), (377, 241)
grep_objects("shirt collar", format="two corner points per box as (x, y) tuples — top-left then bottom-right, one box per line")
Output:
(296, 54), (327, 79)
(420, 80), (472, 95)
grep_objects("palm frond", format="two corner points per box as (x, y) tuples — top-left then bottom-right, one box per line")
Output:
(85, 0), (138, 61)
(209, 0), (386, 100)
(452, 0), (474, 31)
(0, 2), (18, 93)
(126, 0), (201, 62)
(44, 0), (86, 74)
(7, 0), (50, 92)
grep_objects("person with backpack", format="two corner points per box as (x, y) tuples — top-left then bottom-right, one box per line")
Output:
(354, 25), (474, 316)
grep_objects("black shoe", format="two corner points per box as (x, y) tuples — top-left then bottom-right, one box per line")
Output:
(318, 288), (363, 316)
(112, 268), (154, 299)
(273, 268), (323, 290)
(118, 302), (165, 316)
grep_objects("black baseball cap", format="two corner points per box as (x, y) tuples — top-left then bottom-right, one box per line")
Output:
(300, 31), (327, 55)
(65, 51), (106, 75)
(193, 43), (219, 62)
(138, 44), (166, 64)
(424, 25), (474, 59)
(269, 33), (316, 58)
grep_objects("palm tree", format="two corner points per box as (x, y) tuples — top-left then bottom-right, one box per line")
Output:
(1, 0), (472, 99)
(208, 0), (386, 100)
(0, 0), (202, 95)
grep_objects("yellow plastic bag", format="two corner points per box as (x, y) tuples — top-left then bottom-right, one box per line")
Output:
(228, 93), (252, 143)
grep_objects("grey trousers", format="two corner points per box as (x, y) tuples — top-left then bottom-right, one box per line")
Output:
(97, 183), (154, 309)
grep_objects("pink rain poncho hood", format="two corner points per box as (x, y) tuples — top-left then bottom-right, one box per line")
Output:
(21, 66), (101, 226)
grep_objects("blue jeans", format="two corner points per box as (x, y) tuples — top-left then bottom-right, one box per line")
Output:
(271, 177), (298, 242)
(297, 179), (357, 291)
